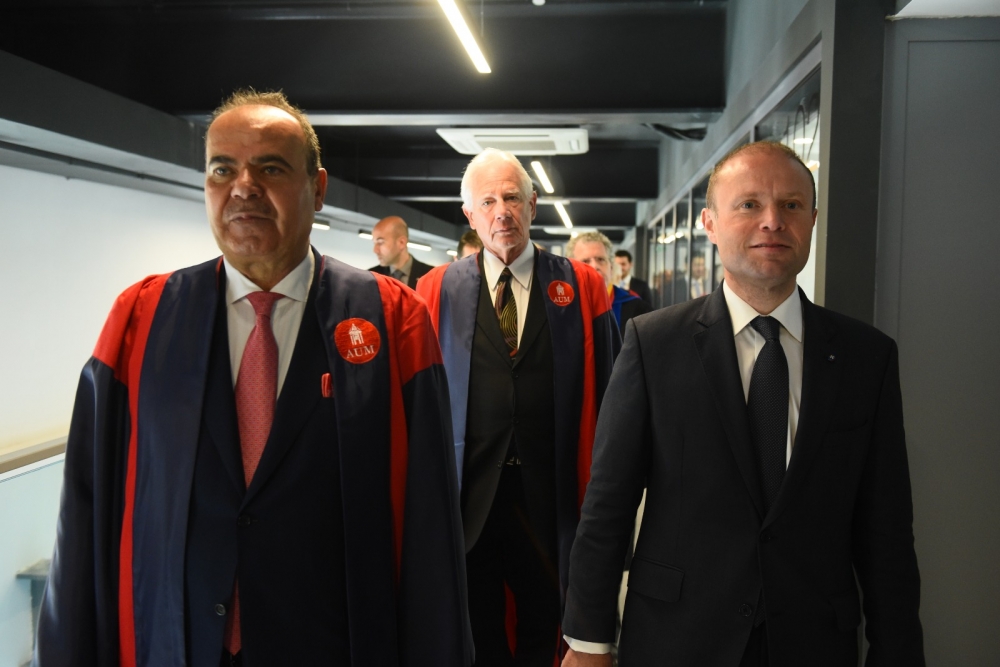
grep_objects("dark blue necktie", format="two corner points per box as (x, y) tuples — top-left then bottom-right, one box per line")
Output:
(747, 316), (788, 514)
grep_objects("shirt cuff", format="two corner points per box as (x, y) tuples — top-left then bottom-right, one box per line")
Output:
(564, 636), (613, 654)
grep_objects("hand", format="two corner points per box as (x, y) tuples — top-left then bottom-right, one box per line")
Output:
(562, 647), (613, 667)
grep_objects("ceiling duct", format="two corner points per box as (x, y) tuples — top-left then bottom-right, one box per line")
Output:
(436, 128), (589, 155)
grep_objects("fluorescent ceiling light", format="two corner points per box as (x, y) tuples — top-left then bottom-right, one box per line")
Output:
(806, 160), (821, 170)
(446, 249), (459, 257)
(554, 202), (573, 229)
(312, 222), (330, 231)
(408, 242), (433, 252)
(793, 137), (814, 145)
(436, 0), (491, 74)
(531, 161), (555, 194)
(358, 230), (373, 239)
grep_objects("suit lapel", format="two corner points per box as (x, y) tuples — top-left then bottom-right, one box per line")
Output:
(764, 292), (841, 527)
(201, 271), (246, 496)
(693, 288), (766, 520)
(514, 253), (547, 367)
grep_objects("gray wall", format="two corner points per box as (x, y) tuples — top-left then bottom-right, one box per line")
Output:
(876, 17), (1000, 665)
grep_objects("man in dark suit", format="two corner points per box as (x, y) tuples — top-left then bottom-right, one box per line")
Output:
(368, 215), (434, 288)
(34, 90), (472, 667)
(562, 141), (923, 667)
(613, 250), (652, 307)
(417, 148), (618, 666)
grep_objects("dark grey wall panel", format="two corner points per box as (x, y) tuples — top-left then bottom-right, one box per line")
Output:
(877, 18), (1000, 665)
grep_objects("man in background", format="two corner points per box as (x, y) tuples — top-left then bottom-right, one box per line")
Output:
(369, 215), (434, 288)
(562, 141), (923, 666)
(689, 254), (710, 299)
(612, 250), (652, 306)
(418, 148), (618, 666)
(35, 90), (471, 667)
(458, 229), (484, 259)
(570, 232), (651, 332)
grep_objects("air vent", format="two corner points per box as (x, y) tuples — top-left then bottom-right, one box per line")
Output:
(436, 128), (589, 155)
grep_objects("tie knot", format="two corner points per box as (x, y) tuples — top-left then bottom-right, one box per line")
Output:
(497, 267), (513, 287)
(245, 291), (284, 317)
(750, 315), (781, 341)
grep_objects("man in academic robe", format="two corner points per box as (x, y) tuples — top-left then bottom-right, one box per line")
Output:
(34, 90), (472, 667)
(368, 215), (435, 288)
(417, 149), (618, 667)
(569, 232), (651, 333)
(561, 142), (923, 666)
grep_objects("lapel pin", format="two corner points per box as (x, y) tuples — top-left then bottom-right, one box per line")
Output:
(321, 373), (333, 398)
(827, 354), (836, 362)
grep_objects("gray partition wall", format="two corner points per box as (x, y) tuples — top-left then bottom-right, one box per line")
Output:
(877, 17), (1000, 665)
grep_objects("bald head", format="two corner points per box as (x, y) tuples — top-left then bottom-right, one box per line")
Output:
(372, 216), (411, 269)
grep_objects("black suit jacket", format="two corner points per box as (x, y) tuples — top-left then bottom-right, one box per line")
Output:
(369, 256), (434, 289)
(563, 286), (923, 667)
(463, 251), (556, 558)
(624, 277), (652, 307)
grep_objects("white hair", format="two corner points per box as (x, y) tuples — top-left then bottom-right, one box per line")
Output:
(566, 230), (614, 261)
(460, 148), (534, 209)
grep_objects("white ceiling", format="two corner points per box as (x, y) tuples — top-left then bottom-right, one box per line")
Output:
(896, 0), (1000, 16)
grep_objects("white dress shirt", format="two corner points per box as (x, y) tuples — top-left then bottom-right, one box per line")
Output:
(225, 252), (314, 396)
(724, 281), (803, 467)
(565, 282), (805, 656)
(481, 245), (535, 345)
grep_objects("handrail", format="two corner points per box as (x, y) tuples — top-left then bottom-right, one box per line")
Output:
(0, 437), (68, 477)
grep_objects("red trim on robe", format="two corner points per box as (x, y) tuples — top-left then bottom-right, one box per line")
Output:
(94, 273), (171, 667)
(415, 261), (450, 335)
(570, 261), (611, 508)
(374, 273), (444, 578)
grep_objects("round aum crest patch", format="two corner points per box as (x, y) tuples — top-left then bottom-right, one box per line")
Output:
(334, 318), (381, 364)
(547, 280), (575, 307)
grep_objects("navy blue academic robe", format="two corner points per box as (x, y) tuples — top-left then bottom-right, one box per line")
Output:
(34, 251), (472, 667)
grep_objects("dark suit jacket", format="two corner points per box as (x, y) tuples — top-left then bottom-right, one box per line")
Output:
(563, 286), (923, 667)
(369, 256), (434, 289)
(463, 251), (557, 559)
(624, 276), (652, 306)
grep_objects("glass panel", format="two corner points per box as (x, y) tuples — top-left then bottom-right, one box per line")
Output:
(659, 206), (677, 307)
(673, 193), (692, 304)
(647, 216), (663, 308)
(754, 67), (821, 300)
(690, 176), (711, 300)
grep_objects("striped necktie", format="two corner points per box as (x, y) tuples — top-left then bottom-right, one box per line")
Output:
(495, 268), (518, 357)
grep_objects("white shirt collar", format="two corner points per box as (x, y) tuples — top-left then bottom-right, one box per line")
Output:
(723, 281), (803, 343)
(482, 244), (535, 290)
(224, 250), (314, 305)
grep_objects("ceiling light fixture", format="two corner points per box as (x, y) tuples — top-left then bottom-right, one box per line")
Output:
(312, 222), (331, 231)
(436, 0), (491, 74)
(793, 137), (814, 145)
(446, 249), (459, 257)
(358, 230), (373, 239)
(531, 161), (555, 194)
(408, 242), (433, 252)
(554, 202), (573, 229)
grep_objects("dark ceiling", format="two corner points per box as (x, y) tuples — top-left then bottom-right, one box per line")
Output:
(0, 0), (727, 242)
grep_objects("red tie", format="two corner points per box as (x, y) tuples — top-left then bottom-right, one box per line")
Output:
(225, 290), (283, 654)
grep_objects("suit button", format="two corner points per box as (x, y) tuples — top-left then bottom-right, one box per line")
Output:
(497, 460), (503, 469)
(740, 604), (753, 617)
(238, 515), (252, 527)
(759, 530), (772, 543)
(215, 604), (227, 616)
